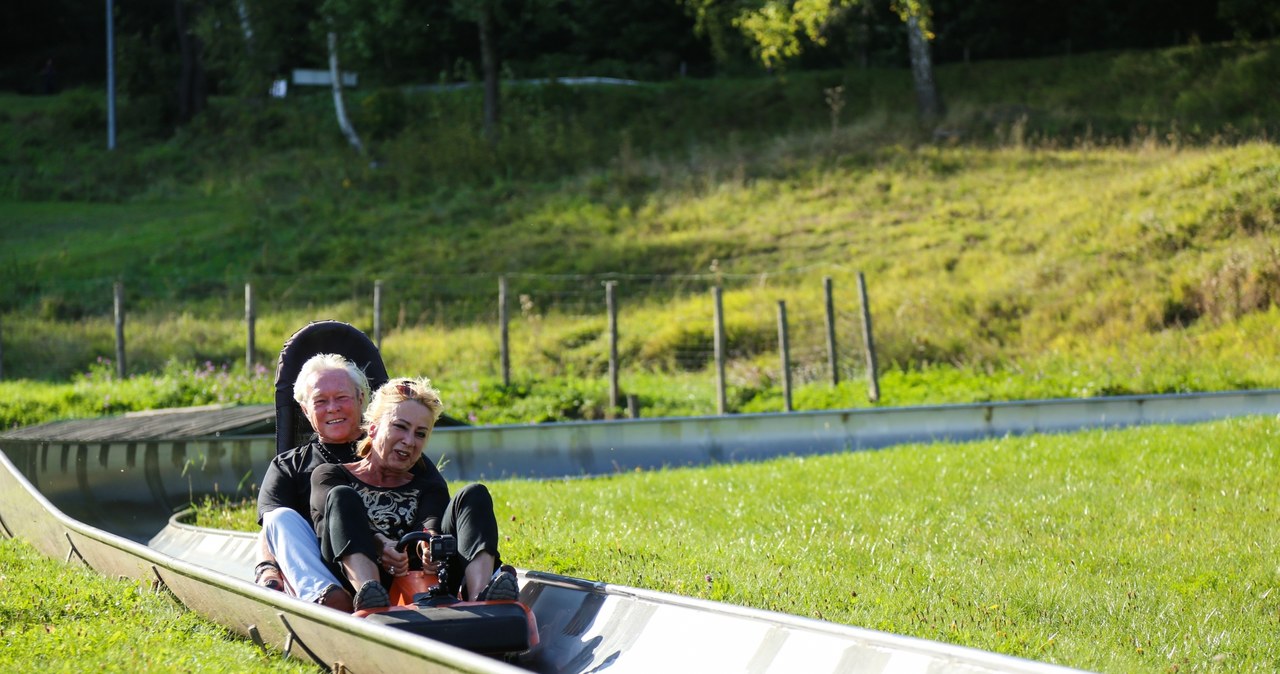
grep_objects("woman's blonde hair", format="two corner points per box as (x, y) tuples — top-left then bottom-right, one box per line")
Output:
(355, 377), (445, 458)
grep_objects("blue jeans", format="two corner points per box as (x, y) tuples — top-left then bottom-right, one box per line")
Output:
(261, 507), (345, 603)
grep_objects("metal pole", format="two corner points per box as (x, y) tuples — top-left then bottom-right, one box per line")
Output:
(106, 0), (116, 150)
(373, 280), (383, 350)
(858, 272), (880, 403)
(606, 281), (619, 418)
(777, 300), (792, 412)
(713, 286), (727, 415)
(499, 276), (510, 387)
(244, 283), (255, 371)
(0, 312), (5, 380)
(113, 281), (126, 378)
(824, 276), (838, 386)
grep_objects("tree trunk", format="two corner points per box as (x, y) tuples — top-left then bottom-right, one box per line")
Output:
(905, 14), (943, 121)
(478, 5), (500, 143)
(174, 0), (207, 123)
(328, 31), (366, 155)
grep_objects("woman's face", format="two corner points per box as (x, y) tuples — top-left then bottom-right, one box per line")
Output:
(368, 399), (434, 473)
(302, 369), (362, 444)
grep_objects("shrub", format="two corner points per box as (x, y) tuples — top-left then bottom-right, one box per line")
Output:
(51, 88), (106, 136)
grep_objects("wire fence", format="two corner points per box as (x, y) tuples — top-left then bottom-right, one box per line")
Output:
(3, 269), (882, 406)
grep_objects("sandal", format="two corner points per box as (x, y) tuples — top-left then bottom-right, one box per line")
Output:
(476, 565), (519, 602)
(353, 579), (390, 611)
(254, 560), (285, 592)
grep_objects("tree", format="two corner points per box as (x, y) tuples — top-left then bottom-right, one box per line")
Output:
(327, 30), (365, 155)
(1218, 0), (1280, 39)
(731, 0), (944, 120)
(173, 0), (208, 123)
(453, 0), (503, 142)
(900, 2), (941, 119)
(111, 0), (209, 133)
(194, 0), (321, 99)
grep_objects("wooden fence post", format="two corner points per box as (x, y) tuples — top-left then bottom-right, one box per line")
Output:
(713, 286), (727, 415)
(245, 283), (255, 371)
(824, 276), (839, 386)
(606, 281), (619, 418)
(777, 300), (793, 412)
(858, 271), (880, 402)
(373, 279), (383, 350)
(113, 281), (126, 378)
(499, 275), (510, 387)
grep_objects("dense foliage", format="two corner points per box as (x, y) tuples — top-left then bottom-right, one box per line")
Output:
(4, 0), (1273, 97)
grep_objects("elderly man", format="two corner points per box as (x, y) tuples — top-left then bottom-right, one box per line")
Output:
(254, 353), (369, 611)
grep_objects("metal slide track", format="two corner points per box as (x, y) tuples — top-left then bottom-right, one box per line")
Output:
(7, 391), (1278, 673)
(0, 447), (1081, 674)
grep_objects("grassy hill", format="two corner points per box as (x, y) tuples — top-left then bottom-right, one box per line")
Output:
(1, 40), (1278, 427)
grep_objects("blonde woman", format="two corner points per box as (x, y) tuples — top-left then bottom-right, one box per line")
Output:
(309, 377), (518, 610)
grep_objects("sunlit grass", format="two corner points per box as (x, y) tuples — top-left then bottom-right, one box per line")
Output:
(195, 416), (1280, 672)
(5, 301), (1280, 431)
(0, 536), (319, 673)
(6, 142), (1277, 387)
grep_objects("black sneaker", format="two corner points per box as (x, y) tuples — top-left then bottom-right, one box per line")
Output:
(477, 565), (519, 601)
(353, 580), (390, 611)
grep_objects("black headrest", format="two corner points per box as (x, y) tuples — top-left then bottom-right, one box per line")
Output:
(273, 320), (388, 455)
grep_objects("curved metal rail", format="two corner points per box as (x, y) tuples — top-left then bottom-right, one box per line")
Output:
(422, 389), (1280, 479)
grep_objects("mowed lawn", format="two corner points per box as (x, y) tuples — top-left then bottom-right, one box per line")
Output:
(190, 415), (1280, 673)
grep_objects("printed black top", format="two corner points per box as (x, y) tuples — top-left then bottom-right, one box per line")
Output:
(309, 460), (450, 538)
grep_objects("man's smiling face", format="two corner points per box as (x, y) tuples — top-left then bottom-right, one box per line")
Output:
(302, 369), (362, 444)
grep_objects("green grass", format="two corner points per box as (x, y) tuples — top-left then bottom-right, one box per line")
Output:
(190, 416), (1280, 672)
(5, 299), (1280, 431)
(4, 136), (1279, 400)
(497, 415), (1280, 672)
(1, 47), (1278, 422)
(0, 536), (318, 673)
(0, 359), (270, 431)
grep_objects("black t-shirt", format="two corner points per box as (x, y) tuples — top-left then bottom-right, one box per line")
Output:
(257, 440), (359, 524)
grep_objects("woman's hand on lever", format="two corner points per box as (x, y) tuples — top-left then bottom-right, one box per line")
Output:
(375, 533), (409, 576)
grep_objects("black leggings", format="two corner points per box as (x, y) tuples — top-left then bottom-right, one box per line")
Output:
(318, 483), (503, 597)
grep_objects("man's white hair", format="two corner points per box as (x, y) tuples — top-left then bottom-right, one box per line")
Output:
(292, 353), (370, 410)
